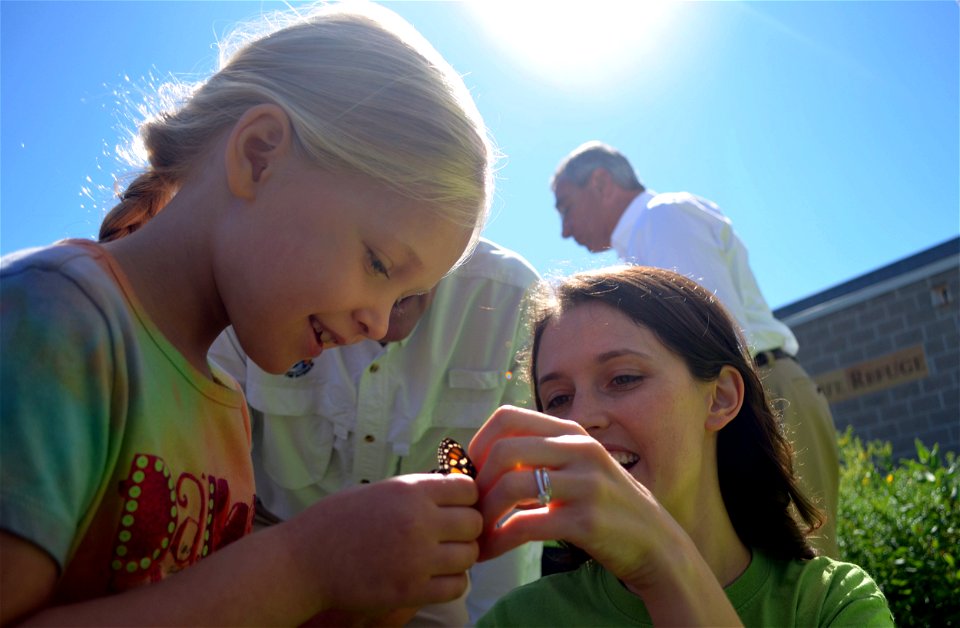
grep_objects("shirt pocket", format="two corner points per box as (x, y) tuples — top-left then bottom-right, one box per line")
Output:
(246, 379), (353, 491)
(426, 368), (507, 431)
(400, 369), (507, 474)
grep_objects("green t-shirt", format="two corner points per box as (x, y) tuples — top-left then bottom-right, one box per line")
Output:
(1, 241), (255, 603)
(479, 551), (894, 627)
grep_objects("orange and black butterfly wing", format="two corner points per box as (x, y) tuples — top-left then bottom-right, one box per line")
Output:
(434, 437), (477, 479)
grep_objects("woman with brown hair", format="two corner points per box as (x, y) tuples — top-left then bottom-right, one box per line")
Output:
(471, 266), (892, 626)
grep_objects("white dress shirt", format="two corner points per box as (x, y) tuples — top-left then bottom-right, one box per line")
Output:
(611, 189), (798, 355)
(209, 238), (542, 623)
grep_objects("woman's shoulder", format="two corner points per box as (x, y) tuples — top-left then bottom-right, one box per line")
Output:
(776, 553), (884, 590)
(744, 551), (895, 626)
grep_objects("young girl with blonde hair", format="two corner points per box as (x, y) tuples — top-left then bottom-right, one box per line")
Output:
(1, 3), (492, 624)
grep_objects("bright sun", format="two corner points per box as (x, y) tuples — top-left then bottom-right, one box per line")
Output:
(465, 0), (677, 89)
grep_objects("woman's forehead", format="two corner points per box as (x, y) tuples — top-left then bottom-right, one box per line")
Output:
(540, 303), (661, 357)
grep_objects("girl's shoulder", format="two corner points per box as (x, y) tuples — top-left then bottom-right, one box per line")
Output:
(2, 239), (134, 360)
(2, 238), (98, 265)
(3, 238), (124, 310)
(1, 239), (113, 291)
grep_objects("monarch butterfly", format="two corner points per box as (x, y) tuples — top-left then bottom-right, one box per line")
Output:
(434, 437), (477, 479)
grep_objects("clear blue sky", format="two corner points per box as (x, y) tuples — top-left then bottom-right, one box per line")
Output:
(2, 1), (957, 308)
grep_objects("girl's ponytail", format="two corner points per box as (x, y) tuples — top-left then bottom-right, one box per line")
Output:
(99, 170), (172, 242)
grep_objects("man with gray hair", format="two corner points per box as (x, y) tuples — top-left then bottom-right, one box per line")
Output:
(551, 140), (840, 558)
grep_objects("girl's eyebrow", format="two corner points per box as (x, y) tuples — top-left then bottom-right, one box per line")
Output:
(384, 240), (431, 290)
(537, 348), (652, 387)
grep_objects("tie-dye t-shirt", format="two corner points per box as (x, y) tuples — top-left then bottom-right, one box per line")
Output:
(0, 240), (255, 603)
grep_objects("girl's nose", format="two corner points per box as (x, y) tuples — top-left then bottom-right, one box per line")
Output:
(353, 302), (390, 342)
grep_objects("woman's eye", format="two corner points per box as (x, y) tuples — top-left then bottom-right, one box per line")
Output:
(367, 248), (390, 279)
(610, 374), (642, 387)
(543, 393), (571, 411)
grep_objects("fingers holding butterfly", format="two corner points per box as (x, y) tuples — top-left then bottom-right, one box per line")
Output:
(443, 407), (657, 565)
(470, 434), (604, 559)
(469, 409), (600, 507)
(467, 405), (588, 470)
(472, 429), (654, 565)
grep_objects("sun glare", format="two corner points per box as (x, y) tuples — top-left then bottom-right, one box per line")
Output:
(465, 0), (677, 89)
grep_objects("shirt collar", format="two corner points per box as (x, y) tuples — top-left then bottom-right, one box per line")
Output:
(610, 188), (657, 257)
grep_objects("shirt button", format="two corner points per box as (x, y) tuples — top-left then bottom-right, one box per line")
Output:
(364, 434), (375, 443)
(369, 363), (380, 373)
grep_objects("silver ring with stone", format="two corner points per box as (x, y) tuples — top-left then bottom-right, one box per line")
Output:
(534, 467), (553, 506)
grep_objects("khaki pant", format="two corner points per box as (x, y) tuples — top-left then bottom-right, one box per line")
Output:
(758, 355), (841, 558)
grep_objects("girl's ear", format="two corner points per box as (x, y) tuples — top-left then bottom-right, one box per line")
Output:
(225, 104), (292, 200)
(705, 365), (745, 432)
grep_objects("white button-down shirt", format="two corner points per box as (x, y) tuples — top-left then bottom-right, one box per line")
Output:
(611, 190), (798, 355)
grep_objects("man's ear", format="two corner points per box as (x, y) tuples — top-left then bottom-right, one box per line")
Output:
(589, 168), (611, 194)
(225, 104), (292, 200)
(705, 365), (745, 432)
(590, 168), (622, 207)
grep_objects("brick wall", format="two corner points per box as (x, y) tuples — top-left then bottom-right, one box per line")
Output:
(776, 239), (959, 461)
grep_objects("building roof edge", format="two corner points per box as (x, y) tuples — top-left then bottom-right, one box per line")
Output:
(775, 236), (960, 323)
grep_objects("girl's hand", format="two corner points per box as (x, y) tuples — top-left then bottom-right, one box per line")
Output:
(468, 406), (682, 591)
(288, 473), (481, 613)
(0, 474), (481, 626)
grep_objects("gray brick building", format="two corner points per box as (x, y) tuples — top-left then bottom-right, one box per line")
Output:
(774, 237), (959, 461)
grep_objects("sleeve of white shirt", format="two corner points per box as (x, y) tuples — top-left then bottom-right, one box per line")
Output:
(626, 201), (751, 332)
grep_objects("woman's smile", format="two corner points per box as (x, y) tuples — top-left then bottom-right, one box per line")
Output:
(605, 447), (641, 470)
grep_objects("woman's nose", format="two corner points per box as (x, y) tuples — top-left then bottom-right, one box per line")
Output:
(570, 395), (611, 431)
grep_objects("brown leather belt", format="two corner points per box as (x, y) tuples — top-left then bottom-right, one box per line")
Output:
(754, 348), (794, 367)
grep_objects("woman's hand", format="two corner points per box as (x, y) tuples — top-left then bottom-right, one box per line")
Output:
(469, 406), (744, 627)
(468, 406), (680, 589)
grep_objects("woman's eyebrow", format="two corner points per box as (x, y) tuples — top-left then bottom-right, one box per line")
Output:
(595, 348), (651, 363)
(537, 348), (652, 387)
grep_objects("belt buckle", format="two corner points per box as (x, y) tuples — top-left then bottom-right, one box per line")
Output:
(754, 350), (774, 368)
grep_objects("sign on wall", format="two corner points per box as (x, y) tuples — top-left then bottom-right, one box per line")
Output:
(814, 345), (929, 403)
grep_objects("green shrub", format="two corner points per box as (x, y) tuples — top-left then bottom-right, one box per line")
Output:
(837, 428), (960, 626)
